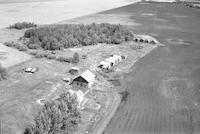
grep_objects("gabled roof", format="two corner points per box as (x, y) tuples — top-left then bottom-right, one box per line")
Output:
(73, 70), (95, 83)
(105, 57), (116, 63)
(81, 70), (95, 82)
(113, 55), (121, 59)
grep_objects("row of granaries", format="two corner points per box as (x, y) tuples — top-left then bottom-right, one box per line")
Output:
(98, 55), (125, 70)
(134, 37), (157, 44)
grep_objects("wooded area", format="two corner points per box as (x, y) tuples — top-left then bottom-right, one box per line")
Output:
(24, 23), (134, 50)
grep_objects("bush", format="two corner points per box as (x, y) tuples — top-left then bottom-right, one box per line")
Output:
(56, 56), (72, 62)
(27, 43), (40, 49)
(9, 22), (37, 29)
(29, 51), (38, 56)
(23, 23), (134, 50)
(71, 52), (79, 64)
(4, 41), (14, 47)
(17, 45), (28, 51)
(0, 65), (8, 81)
(35, 52), (45, 58)
(46, 54), (56, 60)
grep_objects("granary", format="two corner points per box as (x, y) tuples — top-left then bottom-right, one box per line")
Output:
(105, 57), (116, 66)
(72, 70), (95, 93)
(100, 61), (112, 70)
(112, 55), (122, 62)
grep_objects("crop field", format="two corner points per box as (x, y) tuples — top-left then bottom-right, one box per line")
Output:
(103, 1), (200, 134)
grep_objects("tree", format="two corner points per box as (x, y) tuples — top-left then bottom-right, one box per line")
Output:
(24, 92), (81, 134)
(72, 52), (79, 64)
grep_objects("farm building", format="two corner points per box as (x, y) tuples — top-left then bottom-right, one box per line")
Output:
(72, 70), (96, 92)
(105, 57), (116, 66)
(69, 67), (79, 75)
(112, 55), (122, 62)
(99, 61), (112, 70)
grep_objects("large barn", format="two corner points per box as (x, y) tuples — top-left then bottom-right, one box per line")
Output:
(72, 70), (95, 93)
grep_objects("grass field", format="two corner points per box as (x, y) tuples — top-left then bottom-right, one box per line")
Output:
(0, 43), (31, 68)
(0, 58), (71, 134)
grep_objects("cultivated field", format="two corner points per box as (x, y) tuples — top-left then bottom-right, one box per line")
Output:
(103, 1), (200, 134)
(0, 0), (136, 28)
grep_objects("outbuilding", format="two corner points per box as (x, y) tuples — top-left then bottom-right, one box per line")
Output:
(72, 70), (95, 92)
(100, 61), (112, 70)
(69, 67), (79, 75)
(112, 55), (122, 62)
(105, 57), (116, 66)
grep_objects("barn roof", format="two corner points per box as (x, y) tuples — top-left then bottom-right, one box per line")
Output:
(81, 70), (95, 82)
(73, 70), (95, 83)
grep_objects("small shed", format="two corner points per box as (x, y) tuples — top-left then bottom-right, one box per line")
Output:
(105, 57), (116, 66)
(112, 55), (122, 62)
(72, 70), (95, 92)
(100, 61), (112, 70)
(69, 67), (79, 75)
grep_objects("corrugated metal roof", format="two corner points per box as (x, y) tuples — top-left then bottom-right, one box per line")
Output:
(80, 70), (95, 83)
(113, 55), (121, 59)
(105, 57), (116, 63)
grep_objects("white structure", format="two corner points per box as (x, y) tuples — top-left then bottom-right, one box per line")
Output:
(72, 70), (96, 92)
(105, 57), (116, 66)
(100, 61), (112, 70)
(24, 67), (37, 73)
(112, 55), (122, 62)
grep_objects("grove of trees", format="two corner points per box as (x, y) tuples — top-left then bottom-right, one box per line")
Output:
(9, 22), (37, 30)
(24, 92), (81, 134)
(24, 23), (134, 50)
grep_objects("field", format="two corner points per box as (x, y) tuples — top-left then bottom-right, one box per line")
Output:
(0, 58), (73, 134)
(0, 43), (31, 68)
(0, 0), (135, 29)
(102, 1), (200, 134)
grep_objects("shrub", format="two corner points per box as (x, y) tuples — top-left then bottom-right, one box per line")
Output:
(17, 45), (28, 51)
(4, 41), (14, 47)
(46, 54), (56, 60)
(0, 65), (8, 81)
(27, 43), (40, 49)
(56, 56), (72, 62)
(35, 52), (45, 58)
(29, 51), (37, 56)
(71, 52), (79, 64)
